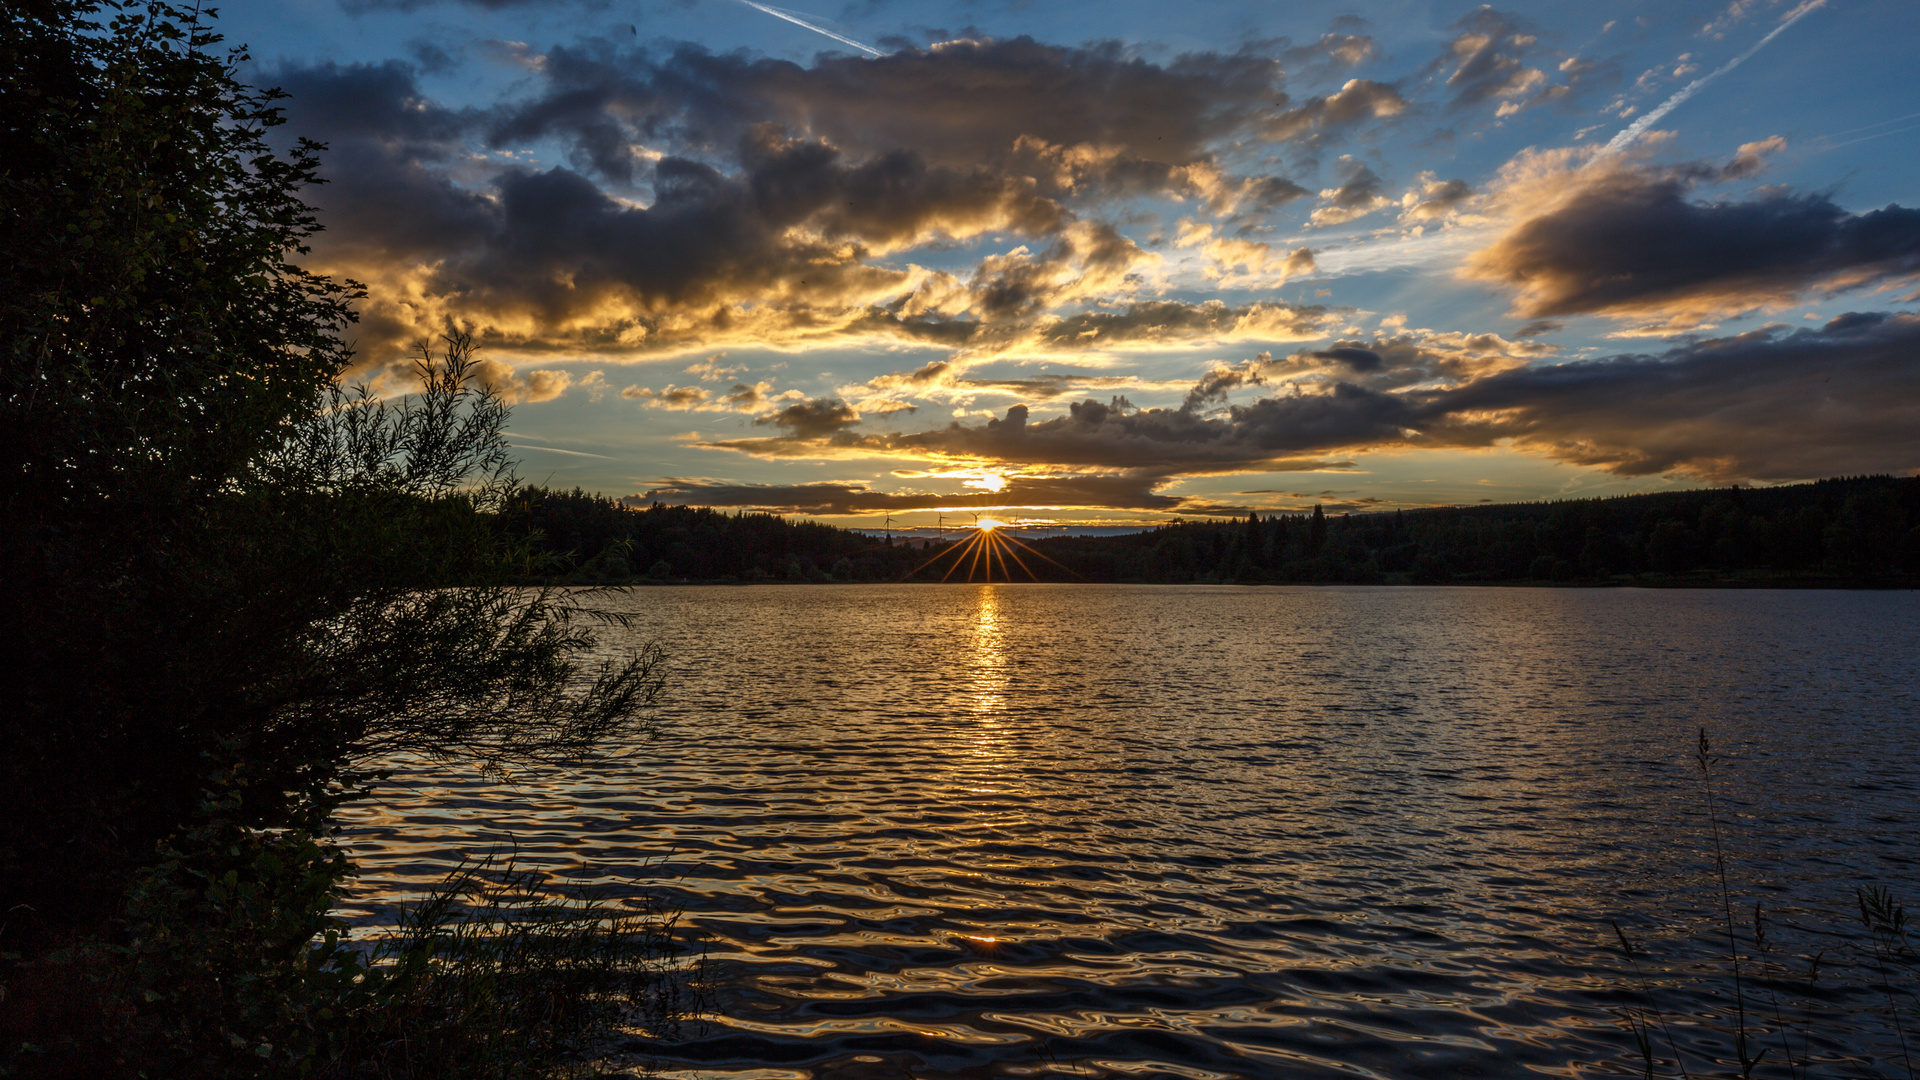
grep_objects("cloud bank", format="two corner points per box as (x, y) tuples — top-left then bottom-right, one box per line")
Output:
(680, 314), (1920, 506)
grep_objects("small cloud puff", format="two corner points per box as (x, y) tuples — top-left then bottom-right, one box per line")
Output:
(1264, 79), (1406, 144)
(1399, 174), (1474, 222)
(473, 358), (572, 403)
(1310, 160), (1393, 226)
(622, 383), (711, 409)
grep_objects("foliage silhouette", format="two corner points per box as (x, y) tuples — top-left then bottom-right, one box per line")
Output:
(1599, 734), (1920, 1078)
(0, 5), (678, 1076)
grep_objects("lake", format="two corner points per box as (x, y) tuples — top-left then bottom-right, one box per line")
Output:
(340, 584), (1920, 1078)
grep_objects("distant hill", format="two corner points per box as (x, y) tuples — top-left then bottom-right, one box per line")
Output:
(500, 475), (1920, 587)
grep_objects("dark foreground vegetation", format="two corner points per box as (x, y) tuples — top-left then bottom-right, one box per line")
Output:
(2, 4), (687, 1077)
(1584, 732), (1920, 1080)
(509, 474), (1920, 587)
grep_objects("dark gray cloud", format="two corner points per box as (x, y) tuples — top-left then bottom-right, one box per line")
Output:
(709, 385), (1401, 471)
(1400, 175), (1472, 221)
(1242, 175), (1315, 210)
(468, 35), (1330, 222)
(276, 91), (1091, 352)
(1323, 163), (1383, 205)
(1279, 32), (1378, 79)
(268, 61), (491, 264)
(1036, 300), (1335, 348)
(489, 37), (1286, 182)
(830, 298), (1336, 360)
(406, 40), (461, 74)
(1182, 363), (1268, 411)
(271, 59), (468, 144)
(755, 397), (862, 438)
(1305, 346), (1385, 372)
(458, 160), (811, 314)
(953, 374), (1144, 399)
(1276, 329), (1549, 388)
(268, 49), (1344, 359)
(1470, 170), (1920, 320)
(1309, 159), (1390, 225)
(1419, 312), (1920, 481)
(460, 133), (1068, 314)
(1512, 319), (1565, 338)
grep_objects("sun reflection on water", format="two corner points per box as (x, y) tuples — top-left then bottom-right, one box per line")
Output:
(968, 586), (1006, 714)
(964, 587), (1013, 774)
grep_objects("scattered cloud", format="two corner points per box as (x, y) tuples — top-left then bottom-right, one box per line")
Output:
(473, 358), (572, 402)
(1263, 78), (1406, 144)
(622, 383), (712, 408)
(685, 353), (745, 381)
(623, 378), (803, 412)
(1310, 159), (1392, 226)
(755, 397), (863, 438)
(1722, 135), (1787, 179)
(1431, 8), (1560, 116)
(1399, 173), (1474, 222)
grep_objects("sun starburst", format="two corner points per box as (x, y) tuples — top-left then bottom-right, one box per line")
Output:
(901, 520), (1081, 582)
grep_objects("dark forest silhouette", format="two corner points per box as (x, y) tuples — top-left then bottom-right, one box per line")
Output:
(506, 474), (1920, 587)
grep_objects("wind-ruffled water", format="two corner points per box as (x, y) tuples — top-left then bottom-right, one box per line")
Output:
(340, 585), (1920, 1078)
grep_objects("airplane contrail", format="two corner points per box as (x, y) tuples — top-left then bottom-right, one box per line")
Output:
(1819, 123), (1920, 152)
(1604, 0), (1827, 155)
(735, 0), (882, 56)
(510, 443), (616, 459)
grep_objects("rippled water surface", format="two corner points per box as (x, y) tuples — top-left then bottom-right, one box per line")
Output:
(342, 585), (1920, 1078)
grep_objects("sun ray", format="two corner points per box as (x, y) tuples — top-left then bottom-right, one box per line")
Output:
(906, 540), (957, 580)
(901, 531), (972, 581)
(997, 531), (1087, 580)
(893, 520), (1088, 583)
(997, 537), (1039, 580)
(939, 532), (982, 582)
(915, 536), (961, 581)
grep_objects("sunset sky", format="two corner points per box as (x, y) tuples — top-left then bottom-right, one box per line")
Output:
(231, 0), (1919, 529)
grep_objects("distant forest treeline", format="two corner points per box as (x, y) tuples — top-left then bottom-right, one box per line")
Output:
(501, 474), (1920, 586)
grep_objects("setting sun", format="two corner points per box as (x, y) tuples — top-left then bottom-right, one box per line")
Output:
(962, 472), (1009, 494)
(975, 517), (1005, 530)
